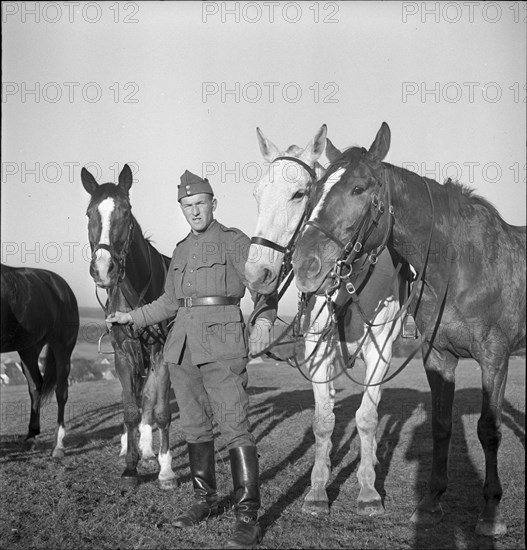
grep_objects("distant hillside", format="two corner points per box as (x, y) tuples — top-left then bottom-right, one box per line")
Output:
(79, 306), (105, 320)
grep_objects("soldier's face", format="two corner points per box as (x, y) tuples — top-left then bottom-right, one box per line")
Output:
(180, 193), (216, 233)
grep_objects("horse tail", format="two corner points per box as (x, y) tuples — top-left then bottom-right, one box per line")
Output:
(41, 345), (58, 404)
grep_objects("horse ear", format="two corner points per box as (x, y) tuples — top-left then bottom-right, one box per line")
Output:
(118, 164), (133, 193)
(369, 122), (391, 161)
(300, 124), (327, 164)
(325, 138), (341, 163)
(81, 167), (99, 195)
(256, 127), (280, 162)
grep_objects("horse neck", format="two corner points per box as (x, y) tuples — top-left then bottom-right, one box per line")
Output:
(122, 218), (163, 302)
(385, 164), (450, 275)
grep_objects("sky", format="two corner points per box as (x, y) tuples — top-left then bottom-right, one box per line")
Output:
(2, 1), (526, 315)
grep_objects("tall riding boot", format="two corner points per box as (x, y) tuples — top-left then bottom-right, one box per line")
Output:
(225, 446), (262, 549)
(173, 441), (218, 528)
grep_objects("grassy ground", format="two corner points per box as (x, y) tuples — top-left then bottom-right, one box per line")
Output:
(0, 351), (524, 549)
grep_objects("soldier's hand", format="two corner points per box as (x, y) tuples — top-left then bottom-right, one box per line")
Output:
(249, 317), (273, 357)
(105, 311), (133, 330)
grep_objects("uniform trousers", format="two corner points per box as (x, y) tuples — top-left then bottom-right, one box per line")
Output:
(170, 338), (255, 449)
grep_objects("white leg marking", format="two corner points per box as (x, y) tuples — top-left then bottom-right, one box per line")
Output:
(120, 431), (127, 457)
(55, 425), (66, 449)
(158, 450), (176, 481)
(52, 425), (67, 458)
(139, 421), (156, 459)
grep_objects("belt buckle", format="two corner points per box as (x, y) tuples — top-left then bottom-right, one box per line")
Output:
(184, 297), (193, 308)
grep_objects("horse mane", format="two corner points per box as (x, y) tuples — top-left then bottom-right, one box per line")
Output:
(443, 178), (504, 220)
(331, 146), (367, 168)
(285, 144), (303, 155)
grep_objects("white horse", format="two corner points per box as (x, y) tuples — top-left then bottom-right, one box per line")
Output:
(245, 125), (404, 515)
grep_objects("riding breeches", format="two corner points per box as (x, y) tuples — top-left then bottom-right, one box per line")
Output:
(169, 339), (255, 449)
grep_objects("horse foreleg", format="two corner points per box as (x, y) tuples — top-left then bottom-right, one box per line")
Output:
(155, 360), (176, 490)
(115, 351), (141, 490)
(302, 342), (335, 515)
(139, 370), (157, 462)
(355, 333), (391, 516)
(119, 425), (127, 457)
(475, 353), (509, 537)
(50, 344), (72, 459)
(410, 346), (457, 526)
(18, 345), (44, 450)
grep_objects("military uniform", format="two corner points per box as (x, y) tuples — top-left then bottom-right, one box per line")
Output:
(130, 218), (274, 447)
(124, 170), (271, 548)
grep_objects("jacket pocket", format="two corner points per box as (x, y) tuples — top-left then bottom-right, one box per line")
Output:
(171, 260), (186, 294)
(201, 320), (247, 358)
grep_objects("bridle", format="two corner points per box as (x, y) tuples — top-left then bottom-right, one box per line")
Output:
(247, 155), (321, 356)
(297, 158), (452, 387)
(89, 206), (168, 357)
(304, 160), (395, 299)
(250, 155), (319, 289)
(90, 216), (135, 283)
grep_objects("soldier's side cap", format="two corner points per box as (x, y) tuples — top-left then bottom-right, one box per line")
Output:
(178, 170), (214, 201)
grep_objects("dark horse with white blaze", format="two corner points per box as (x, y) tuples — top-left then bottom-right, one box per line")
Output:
(81, 164), (176, 489)
(1, 264), (79, 457)
(293, 122), (526, 536)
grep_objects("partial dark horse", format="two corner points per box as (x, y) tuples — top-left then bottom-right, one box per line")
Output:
(1, 264), (79, 457)
(293, 122), (526, 536)
(81, 164), (176, 489)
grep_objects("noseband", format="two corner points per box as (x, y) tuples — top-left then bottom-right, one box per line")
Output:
(304, 169), (394, 296)
(250, 156), (318, 281)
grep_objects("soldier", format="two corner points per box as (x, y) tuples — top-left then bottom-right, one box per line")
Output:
(107, 170), (275, 549)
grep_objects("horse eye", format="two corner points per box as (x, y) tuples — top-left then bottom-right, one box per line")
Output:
(292, 190), (306, 200)
(352, 186), (365, 195)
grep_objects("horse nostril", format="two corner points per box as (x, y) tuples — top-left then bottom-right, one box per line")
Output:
(261, 268), (272, 283)
(305, 256), (321, 278)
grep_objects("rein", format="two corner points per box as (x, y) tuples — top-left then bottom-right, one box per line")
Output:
(303, 164), (451, 387)
(250, 155), (318, 292)
(247, 155), (337, 366)
(94, 217), (168, 360)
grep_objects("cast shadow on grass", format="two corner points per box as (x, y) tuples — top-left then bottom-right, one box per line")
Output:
(405, 388), (524, 550)
(0, 393), (184, 465)
(253, 385), (524, 550)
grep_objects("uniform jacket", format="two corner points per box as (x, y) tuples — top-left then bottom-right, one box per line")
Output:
(130, 220), (276, 365)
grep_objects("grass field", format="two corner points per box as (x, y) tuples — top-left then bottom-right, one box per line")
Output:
(0, 332), (524, 550)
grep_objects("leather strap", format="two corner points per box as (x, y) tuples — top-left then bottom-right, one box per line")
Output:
(176, 296), (241, 308)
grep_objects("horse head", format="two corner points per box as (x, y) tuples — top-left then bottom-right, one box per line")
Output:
(81, 164), (135, 288)
(293, 122), (393, 294)
(245, 124), (337, 295)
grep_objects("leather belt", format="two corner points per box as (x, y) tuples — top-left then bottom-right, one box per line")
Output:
(176, 296), (241, 308)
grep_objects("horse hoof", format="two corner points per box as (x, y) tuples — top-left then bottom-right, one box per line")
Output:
(120, 472), (139, 492)
(357, 499), (385, 516)
(23, 438), (37, 452)
(302, 500), (330, 515)
(159, 477), (177, 491)
(52, 448), (65, 460)
(410, 505), (443, 526)
(475, 519), (507, 537)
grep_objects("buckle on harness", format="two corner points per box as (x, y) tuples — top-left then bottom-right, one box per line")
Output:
(183, 297), (193, 308)
(345, 281), (356, 294)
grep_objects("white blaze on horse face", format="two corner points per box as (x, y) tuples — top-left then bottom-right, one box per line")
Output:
(310, 167), (346, 221)
(94, 197), (115, 284)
